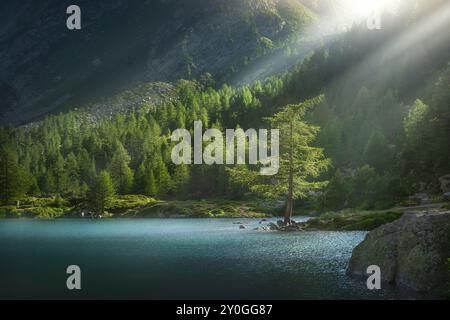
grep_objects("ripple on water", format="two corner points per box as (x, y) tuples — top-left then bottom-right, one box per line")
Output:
(0, 218), (411, 299)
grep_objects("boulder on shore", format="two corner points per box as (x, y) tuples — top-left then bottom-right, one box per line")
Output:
(268, 221), (303, 232)
(347, 211), (450, 296)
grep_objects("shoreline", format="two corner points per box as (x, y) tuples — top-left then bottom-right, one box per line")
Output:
(2, 195), (448, 232)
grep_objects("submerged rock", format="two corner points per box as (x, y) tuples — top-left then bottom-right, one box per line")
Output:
(347, 211), (450, 296)
(267, 223), (279, 231)
(266, 221), (304, 232)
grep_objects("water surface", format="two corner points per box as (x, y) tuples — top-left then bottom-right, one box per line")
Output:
(0, 218), (408, 299)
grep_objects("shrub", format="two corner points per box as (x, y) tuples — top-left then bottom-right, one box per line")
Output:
(306, 210), (403, 231)
(0, 206), (22, 218)
(109, 195), (156, 212)
(28, 206), (65, 219)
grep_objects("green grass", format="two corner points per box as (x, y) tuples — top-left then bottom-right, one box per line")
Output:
(0, 204), (67, 219)
(109, 195), (157, 212)
(120, 199), (271, 218)
(0, 196), (276, 219)
(0, 206), (22, 218)
(28, 206), (66, 219)
(305, 209), (404, 231)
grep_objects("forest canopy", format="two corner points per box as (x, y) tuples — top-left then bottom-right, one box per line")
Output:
(1, 1), (449, 215)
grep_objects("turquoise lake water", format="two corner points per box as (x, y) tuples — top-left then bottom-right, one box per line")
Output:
(0, 218), (412, 299)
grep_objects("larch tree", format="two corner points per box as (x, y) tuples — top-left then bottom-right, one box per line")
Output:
(89, 171), (115, 214)
(228, 96), (330, 224)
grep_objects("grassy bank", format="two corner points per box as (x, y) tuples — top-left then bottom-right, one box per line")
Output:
(114, 198), (272, 218)
(4, 196), (440, 233)
(302, 209), (404, 231)
(0, 196), (273, 219)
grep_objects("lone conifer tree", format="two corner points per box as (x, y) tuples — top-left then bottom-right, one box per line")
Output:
(229, 96), (329, 224)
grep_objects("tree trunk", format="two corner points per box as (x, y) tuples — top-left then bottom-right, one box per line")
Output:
(284, 170), (294, 225)
(284, 120), (294, 225)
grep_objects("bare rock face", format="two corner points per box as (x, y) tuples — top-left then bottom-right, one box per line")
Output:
(347, 211), (450, 296)
(0, 0), (315, 125)
(439, 175), (450, 193)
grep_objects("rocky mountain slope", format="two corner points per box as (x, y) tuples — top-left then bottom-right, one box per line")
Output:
(0, 0), (316, 124)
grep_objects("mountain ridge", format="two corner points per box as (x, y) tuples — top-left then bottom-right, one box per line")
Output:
(0, 0), (316, 125)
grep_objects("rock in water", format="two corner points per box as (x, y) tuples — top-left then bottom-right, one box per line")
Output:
(347, 211), (450, 296)
(267, 223), (279, 231)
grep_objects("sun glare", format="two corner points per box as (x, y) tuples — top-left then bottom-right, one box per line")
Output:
(339, 0), (399, 22)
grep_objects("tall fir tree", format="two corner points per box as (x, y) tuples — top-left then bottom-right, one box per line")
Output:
(108, 143), (134, 195)
(89, 171), (115, 214)
(0, 147), (29, 205)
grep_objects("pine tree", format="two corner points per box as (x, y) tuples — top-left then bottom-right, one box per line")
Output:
(52, 153), (68, 195)
(362, 131), (392, 172)
(89, 171), (115, 214)
(41, 170), (56, 196)
(133, 163), (147, 194)
(146, 169), (158, 197)
(154, 155), (171, 197)
(65, 152), (80, 197)
(228, 96), (330, 224)
(108, 143), (134, 194)
(320, 169), (349, 211)
(171, 164), (190, 196)
(0, 146), (29, 205)
(349, 165), (377, 208)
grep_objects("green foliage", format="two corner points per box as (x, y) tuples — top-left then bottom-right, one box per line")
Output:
(0, 206), (22, 218)
(349, 165), (378, 208)
(109, 195), (156, 212)
(318, 165), (405, 211)
(306, 210), (403, 231)
(130, 199), (269, 218)
(0, 4), (449, 215)
(362, 131), (393, 172)
(401, 64), (450, 181)
(29, 206), (65, 219)
(319, 169), (349, 211)
(89, 171), (115, 214)
(171, 164), (190, 196)
(228, 96), (330, 222)
(0, 146), (30, 204)
(403, 99), (429, 140)
(108, 143), (134, 195)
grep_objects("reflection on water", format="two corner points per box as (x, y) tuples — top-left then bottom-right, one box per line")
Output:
(0, 218), (413, 299)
